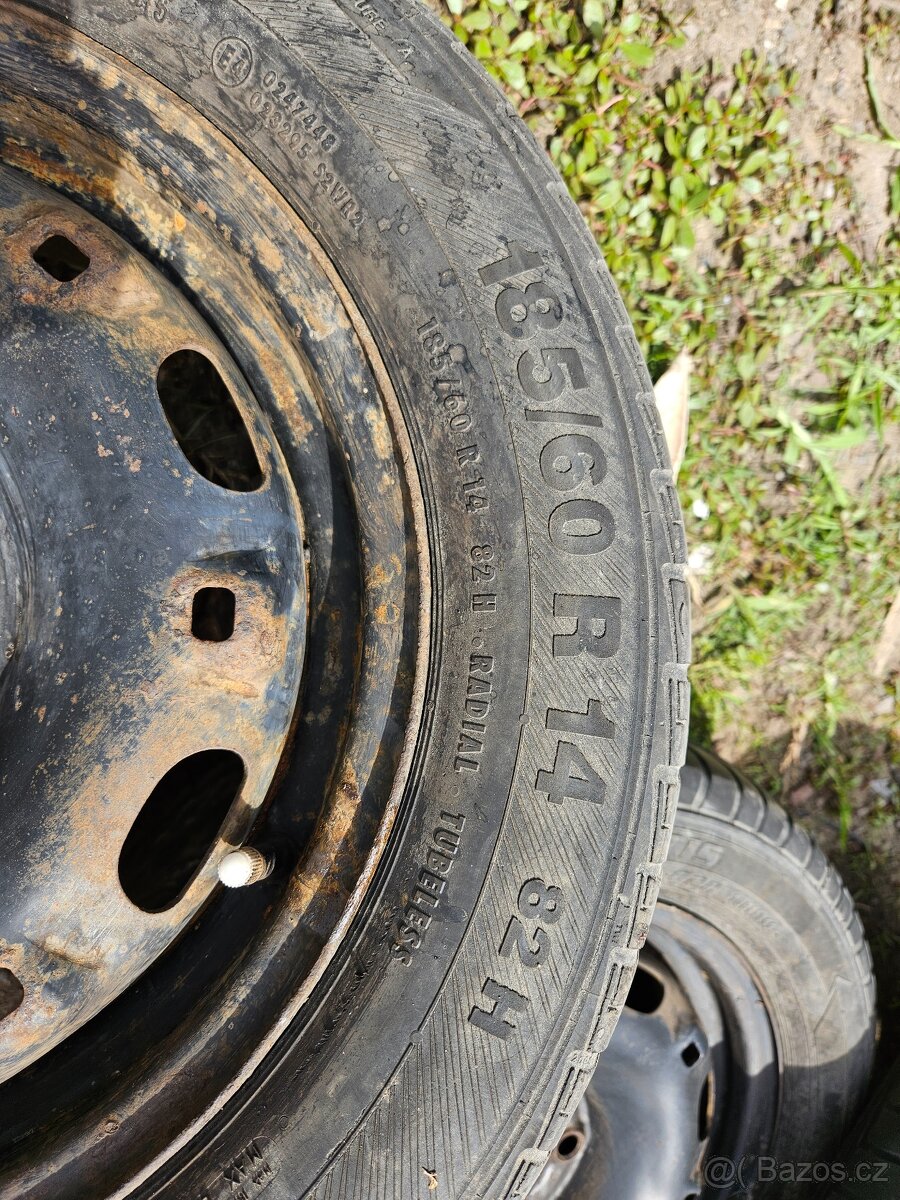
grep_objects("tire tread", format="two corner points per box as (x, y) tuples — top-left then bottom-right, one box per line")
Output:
(679, 745), (875, 1003)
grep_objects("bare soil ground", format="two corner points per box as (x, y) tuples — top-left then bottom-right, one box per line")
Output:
(650, 0), (900, 256)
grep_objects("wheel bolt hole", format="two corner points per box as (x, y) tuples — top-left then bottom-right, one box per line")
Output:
(624, 965), (665, 1014)
(192, 587), (236, 642)
(553, 1128), (585, 1162)
(32, 234), (90, 281)
(681, 1041), (701, 1067)
(0, 969), (24, 1021)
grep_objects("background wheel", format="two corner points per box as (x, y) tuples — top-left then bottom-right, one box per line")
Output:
(530, 745), (876, 1199)
(671, 745), (876, 1192)
(825, 1055), (900, 1198)
(0, 3), (688, 1198)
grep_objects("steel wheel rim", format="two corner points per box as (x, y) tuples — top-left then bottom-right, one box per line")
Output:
(531, 904), (780, 1199)
(0, 7), (430, 1193)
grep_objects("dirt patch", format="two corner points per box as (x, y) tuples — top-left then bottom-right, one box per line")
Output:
(650, 0), (900, 255)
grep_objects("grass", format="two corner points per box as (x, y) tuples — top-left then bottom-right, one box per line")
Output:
(437, 0), (898, 809)
(436, 0), (900, 1053)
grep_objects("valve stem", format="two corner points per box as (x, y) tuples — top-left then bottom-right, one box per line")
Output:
(217, 847), (272, 888)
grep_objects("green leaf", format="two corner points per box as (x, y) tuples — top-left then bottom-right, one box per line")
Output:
(740, 592), (807, 614)
(498, 58), (527, 91)
(670, 174), (687, 204)
(736, 352), (756, 382)
(463, 9), (492, 31)
(659, 213), (677, 249)
(686, 185), (711, 212)
(621, 41), (654, 68)
(675, 217), (695, 249)
(581, 163), (612, 186)
(573, 59), (600, 86)
(582, 0), (606, 36)
(737, 399), (757, 428)
(773, 407), (850, 506)
(508, 29), (537, 53)
(664, 126), (681, 159)
(576, 138), (599, 172)
(594, 179), (623, 211)
(817, 427), (868, 453)
(836, 242), (862, 274)
(650, 253), (672, 286)
(762, 107), (789, 136)
(686, 126), (708, 160)
(739, 147), (771, 176)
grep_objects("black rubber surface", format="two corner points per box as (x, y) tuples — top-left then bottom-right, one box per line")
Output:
(826, 1056), (900, 1197)
(6, 3), (689, 1198)
(667, 747), (876, 1194)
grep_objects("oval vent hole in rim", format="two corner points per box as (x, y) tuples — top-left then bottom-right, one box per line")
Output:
(32, 234), (90, 281)
(698, 1074), (712, 1141)
(624, 965), (665, 1014)
(192, 587), (236, 642)
(156, 349), (264, 492)
(0, 969), (24, 1021)
(119, 749), (245, 912)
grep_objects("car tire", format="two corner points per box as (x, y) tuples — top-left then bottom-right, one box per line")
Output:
(0, 4), (688, 1199)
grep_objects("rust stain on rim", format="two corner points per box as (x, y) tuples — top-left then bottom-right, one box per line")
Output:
(0, 6), (431, 1189)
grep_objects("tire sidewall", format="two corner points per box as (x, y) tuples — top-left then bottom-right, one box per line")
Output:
(14, 3), (688, 1197)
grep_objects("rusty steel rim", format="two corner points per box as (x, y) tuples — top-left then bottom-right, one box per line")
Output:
(0, 162), (311, 1080)
(0, 6), (429, 1191)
